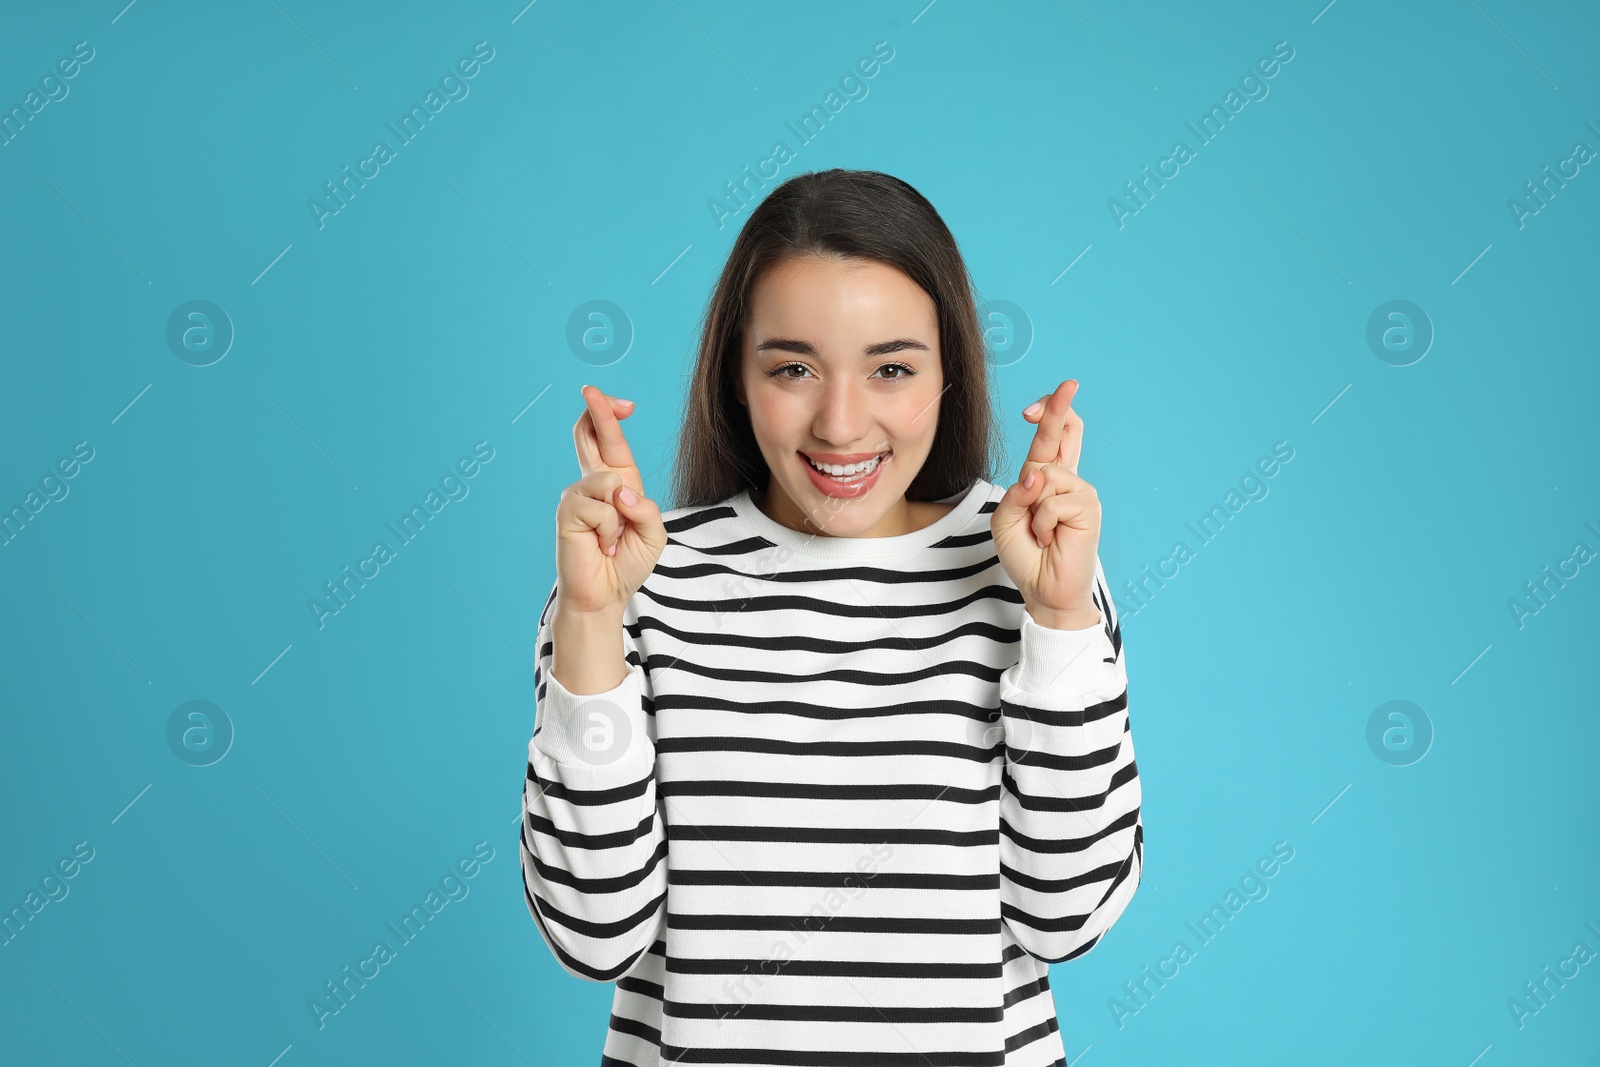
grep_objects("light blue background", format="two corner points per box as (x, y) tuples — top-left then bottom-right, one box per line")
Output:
(2, 1), (1596, 1064)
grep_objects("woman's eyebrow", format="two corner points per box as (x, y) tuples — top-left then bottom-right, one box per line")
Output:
(754, 337), (931, 356)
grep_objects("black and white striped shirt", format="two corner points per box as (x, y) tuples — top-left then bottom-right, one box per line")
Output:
(521, 477), (1142, 1066)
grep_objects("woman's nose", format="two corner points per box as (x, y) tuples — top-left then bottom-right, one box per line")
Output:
(811, 379), (873, 444)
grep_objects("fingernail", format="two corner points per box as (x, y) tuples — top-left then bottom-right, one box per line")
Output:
(606, 541), (616, 556)
(1023, 402), (1042, 417)
(619, 485), (637, 505)
(618, 397), (635, 407)
(1023, 469), (1035, 489)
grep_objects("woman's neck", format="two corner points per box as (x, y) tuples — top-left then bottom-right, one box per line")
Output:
(754, 483), (954, 539)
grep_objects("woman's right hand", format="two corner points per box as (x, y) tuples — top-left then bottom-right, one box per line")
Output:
(554, 384), (669, 617)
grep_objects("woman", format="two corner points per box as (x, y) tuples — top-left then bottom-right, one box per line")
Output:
(521, 169), (1141, 1066)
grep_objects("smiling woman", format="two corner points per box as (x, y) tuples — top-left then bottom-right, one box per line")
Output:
(675, 170), (1002, 526)
(522, 168), (1142, 1067)
(733, 255), (953, 536)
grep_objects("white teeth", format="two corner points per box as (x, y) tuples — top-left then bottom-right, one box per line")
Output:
(805, 453), (885, 477)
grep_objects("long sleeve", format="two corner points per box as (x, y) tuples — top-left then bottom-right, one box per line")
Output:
(520, 579), (668, 982)
(997, 555), (1142, 963)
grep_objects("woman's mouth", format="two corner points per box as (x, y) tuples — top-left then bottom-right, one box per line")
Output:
(799, 450), (891, 497)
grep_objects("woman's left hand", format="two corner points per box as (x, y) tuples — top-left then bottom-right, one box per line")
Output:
(991, 379), (1103, 631)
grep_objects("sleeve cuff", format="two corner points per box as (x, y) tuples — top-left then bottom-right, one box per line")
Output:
(532, 663), (651, 770)
(1007, 611), (1120, 704)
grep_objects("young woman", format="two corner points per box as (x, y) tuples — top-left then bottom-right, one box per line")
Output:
(521, 169), (1141, 1066)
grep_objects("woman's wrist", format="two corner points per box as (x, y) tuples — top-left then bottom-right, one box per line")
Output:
(1025, 602), (1102, 631)
(550, 604), (629, 696)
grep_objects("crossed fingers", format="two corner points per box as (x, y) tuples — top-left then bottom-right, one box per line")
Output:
(1021, 380), (1084, 478)
(1022, 462), (1098, 546)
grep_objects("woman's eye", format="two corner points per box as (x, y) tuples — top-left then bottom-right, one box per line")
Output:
(767, 362), (916, 381)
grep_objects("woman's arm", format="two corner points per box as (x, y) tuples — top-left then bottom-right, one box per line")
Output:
(996, 555), (1143, 963)
(520, 578), (669, 982)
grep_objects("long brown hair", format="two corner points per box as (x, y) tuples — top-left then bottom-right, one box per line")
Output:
(667, 168), (1003, 510)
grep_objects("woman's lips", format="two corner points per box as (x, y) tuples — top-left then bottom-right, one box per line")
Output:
(801, 451), (887, 464)
(799, 450), (891, 498)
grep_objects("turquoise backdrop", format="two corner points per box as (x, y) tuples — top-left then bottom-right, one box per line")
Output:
(2, 1), (1596, 1064)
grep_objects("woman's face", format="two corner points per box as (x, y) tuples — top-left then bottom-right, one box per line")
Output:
(734, 254), (945, 538)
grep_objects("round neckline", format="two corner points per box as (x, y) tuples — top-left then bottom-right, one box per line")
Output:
(727, 477), (991, 560)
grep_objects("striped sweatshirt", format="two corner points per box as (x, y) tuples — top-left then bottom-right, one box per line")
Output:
(520, 477), (1142, 1066)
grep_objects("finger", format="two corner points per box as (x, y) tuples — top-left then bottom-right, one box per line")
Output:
(1017, 461), (1092, 512)
(572, 388), (637, 476)
(1023, 380), (1084, 476)
(573, 409), (600, 475)
(561, 484), (624, 553)
(1058, 386), (1084, 476)
(1017, 460), (1094, 543)
(611, 481), (669, 557)
(1030, 483), (1099, 546)
(569, 469), (627, 502)
(580, 384), (640, 474)
(996, 460), (1076, 532)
